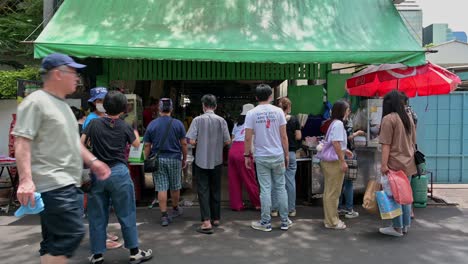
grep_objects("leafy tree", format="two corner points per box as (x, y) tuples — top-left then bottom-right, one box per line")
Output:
(0, 0), (43, 58)
(0, 66), (40, 99)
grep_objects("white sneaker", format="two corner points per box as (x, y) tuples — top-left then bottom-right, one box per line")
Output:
(288, 210), (296, 217)
(270, 210), (278, 217)
(345, 210), (359, 219)
(379, 226), (403, 237)
(280, 219), (293, 230)
(251, 220), (272, 232)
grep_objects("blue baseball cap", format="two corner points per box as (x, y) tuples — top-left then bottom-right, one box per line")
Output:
(41, 53), (86, 71)
(88, 87), (108, 102)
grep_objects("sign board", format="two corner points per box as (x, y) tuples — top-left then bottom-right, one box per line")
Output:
(128, 137), (144, 163)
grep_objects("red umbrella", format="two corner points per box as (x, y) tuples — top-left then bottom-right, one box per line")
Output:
(346, 62), (461, 97)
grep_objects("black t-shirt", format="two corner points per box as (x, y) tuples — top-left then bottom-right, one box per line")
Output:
(286, 115), (301, 151)
(83, 117), (136, 167)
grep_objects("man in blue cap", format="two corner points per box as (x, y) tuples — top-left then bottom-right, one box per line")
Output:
(12, 53), (111, 264)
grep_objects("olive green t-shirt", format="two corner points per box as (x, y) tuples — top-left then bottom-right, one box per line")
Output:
(379, 113), (417, 177)
(12, 90), (82, 193)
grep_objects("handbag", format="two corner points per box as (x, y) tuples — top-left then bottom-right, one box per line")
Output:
(144, 118), (174, 173)
(316, 121), (339, 161)
(387, 169), (413, 205)
(344, 159), (358, 180)
(414, 144), (426, 175)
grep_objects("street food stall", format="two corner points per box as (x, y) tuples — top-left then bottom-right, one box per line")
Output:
(32, 0), (427, 204)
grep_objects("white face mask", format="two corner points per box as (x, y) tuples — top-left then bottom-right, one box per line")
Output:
(96, 103), (106, 113)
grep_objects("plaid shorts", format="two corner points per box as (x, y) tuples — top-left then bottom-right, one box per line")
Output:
(153, 158), (182, 191)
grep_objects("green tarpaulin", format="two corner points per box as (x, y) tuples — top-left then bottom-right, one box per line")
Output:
(34, 0), (425, 66)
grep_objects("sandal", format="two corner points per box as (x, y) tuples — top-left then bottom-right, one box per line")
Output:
(106, 239), (123, 249)
(107, 233), (119, 241)
(196, 226), (214, 234)
(324, 221), (347, 230)
(211, 220), (220, 227)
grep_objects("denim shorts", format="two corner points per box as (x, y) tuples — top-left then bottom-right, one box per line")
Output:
(39, 185), (85, 258)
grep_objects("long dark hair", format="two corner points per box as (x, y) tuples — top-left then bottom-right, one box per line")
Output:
(237, 115), (246, 126)
(382, 90), (411, 133)
(331, 100), (349, 122)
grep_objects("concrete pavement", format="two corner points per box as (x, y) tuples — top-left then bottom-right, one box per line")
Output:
(0, 205), (467, 264)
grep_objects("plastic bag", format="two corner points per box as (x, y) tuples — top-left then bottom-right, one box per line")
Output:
(388, 170), (413, 205)
(362, 180), (380, 215)
(380, 174), (393, 197)
(376, 190), (402, 220)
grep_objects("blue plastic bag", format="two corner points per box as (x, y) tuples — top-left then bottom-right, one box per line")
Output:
(14, 192), (44, 217)
(376, 190), (402, 220)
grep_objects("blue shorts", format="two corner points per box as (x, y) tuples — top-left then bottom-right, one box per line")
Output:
(39, 185), (85, 258)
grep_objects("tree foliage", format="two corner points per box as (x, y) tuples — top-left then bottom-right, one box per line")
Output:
(0, 67), (40, 99)
(0, 0), (43, 57)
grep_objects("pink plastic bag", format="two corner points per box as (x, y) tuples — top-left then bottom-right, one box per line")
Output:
(387, 170), (413, 205)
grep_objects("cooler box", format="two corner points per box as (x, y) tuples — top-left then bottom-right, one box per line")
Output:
(411, 175), (428, 208)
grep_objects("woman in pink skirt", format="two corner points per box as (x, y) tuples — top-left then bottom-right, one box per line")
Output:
(228, 104), (261, 211)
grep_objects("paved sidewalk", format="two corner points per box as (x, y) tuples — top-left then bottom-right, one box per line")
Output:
(432, 184), (468, 208)
(0, 205), (467, 264)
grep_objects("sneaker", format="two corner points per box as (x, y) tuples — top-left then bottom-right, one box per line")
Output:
(344, 210), (359, 219)
(402, 226), (409, 234)
(88, 254), (104, 264)
(170, 207), (183, 218)
(129, 249), (153, 264)
(160, 215), (170, 227)
(251, 220), (272, 232)
(338, 209), (347, 216)
(379, 226), (403, 237)
(270, 210), (278, 217)
(280, 219), (293, 231)
(288, 210), (296, 217)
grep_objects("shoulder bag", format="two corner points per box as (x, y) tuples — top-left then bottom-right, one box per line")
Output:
(144, 118), (174, 173)
(316, 121), (339, 162)
(414, 144), (426, 176)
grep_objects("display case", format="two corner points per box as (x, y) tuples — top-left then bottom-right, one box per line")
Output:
(366, 98), (383, 147)
(124, 94), (143, 132)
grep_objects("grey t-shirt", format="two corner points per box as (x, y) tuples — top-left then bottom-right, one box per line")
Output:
(186, 111), (230, 169)
(12, 90), (82, 193)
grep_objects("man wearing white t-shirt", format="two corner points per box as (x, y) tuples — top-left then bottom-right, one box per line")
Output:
(244, 84), (292, 232)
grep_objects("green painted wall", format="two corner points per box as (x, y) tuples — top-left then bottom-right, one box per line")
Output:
(288, 73), (351, 115)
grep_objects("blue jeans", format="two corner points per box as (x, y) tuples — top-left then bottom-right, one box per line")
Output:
(392, 176), (412, 229)
(255, 155), (288, 223)
(339, 179), (354, 211)
(88, 163), (138, 254)
(272, 151), (297, 212)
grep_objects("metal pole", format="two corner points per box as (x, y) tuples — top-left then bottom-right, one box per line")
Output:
(43, 0), (55, 27)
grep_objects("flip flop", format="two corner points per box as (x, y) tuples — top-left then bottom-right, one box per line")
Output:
(196, 227), (214, 234)
(211, 220), (220, 227)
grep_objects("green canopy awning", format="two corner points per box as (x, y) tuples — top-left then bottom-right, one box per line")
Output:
(34, 0), (425, 66)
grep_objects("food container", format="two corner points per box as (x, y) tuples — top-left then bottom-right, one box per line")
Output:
(354, 136), (367, 147)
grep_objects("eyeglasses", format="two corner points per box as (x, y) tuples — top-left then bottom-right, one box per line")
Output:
(56, 69), (81, 78)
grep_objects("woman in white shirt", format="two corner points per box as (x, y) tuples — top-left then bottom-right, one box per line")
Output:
(227, 104), (261, 211)
(321, 100), (353, 230)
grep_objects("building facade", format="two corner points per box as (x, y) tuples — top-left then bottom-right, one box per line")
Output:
(396, 0), (423, 46)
